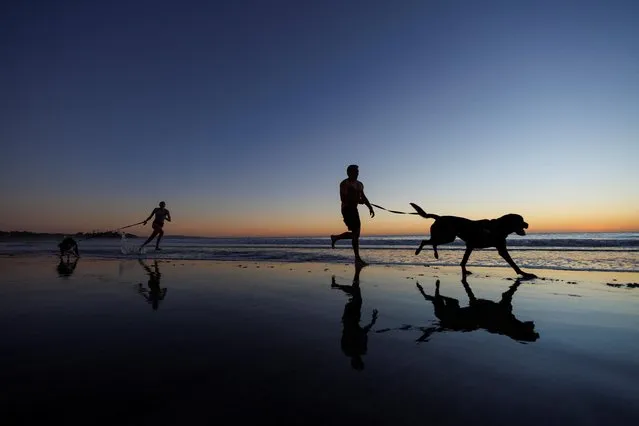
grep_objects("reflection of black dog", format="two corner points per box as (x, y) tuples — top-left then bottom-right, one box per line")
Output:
(58, 237), (80, 258)
(57, 258), (78, 277)
(331, 265), (378, 371)
(413, 278), (539, 343)
(410, 203), (535, 278)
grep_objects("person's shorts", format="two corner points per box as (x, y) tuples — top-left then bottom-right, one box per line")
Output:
(341, 207), (361, 232)
(152, 222), (164, 230)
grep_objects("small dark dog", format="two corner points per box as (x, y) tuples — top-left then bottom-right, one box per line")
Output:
(58, 236), (80, 258)
(410, 203), (536, 278)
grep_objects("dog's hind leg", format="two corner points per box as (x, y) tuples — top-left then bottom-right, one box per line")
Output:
(415, 240), (427, 255)
(460, 247), (474, 277)
(415, 239), (440, 258)
(416, 226), (457, 258)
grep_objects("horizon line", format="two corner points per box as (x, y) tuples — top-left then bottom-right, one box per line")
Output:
(2, 230), (637, 239)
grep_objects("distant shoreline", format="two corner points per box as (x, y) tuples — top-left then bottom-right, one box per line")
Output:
(0, 231), (137, 239)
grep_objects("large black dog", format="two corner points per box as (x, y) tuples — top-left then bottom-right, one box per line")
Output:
(410, 203), (536, 278)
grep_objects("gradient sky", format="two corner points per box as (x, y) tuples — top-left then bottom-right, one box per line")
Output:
(2, 0), (638, 236)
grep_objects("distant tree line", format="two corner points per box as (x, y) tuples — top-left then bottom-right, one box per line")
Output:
(0, 231), (137, 239)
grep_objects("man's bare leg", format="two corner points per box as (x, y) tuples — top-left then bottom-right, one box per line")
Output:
(155, 230), (164, 250)
(330, 232), (352, 248)
(352, 229), (367, 265)
(140, 230), (158, 251)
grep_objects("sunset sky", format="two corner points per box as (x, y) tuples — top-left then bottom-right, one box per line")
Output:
(2, 0), (638, 237)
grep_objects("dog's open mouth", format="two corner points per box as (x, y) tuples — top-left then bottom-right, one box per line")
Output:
(516, 222), (529, 236)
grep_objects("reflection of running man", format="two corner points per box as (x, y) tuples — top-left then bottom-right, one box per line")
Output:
(140, 201), (171, 251)
(138, 259), (168, 311)
(331, 264), (378, 371)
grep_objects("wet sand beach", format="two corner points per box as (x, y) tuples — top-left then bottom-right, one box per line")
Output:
(1, 256), (638, 425)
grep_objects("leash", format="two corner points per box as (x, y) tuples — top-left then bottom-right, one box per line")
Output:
(117, 221), (145, 231)
(371, 203), (419, 215)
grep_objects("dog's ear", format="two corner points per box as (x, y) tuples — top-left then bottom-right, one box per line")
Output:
(493, 214), (516, 233)
(511, 214), (527, 228)
(500, 214), (528, 235)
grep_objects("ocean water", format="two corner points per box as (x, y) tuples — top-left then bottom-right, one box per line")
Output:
(1, 232), (637, 273)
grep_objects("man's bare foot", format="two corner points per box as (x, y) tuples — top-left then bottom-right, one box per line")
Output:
(330, 235), (337, 249)
(355, 259), (368, 267)
(155, 247), (162, 251)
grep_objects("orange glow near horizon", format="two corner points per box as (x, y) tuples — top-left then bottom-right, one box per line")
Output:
(162, 214), (639, 237)
(2, 209), (637, 237)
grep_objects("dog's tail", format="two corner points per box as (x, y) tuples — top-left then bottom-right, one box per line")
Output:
(410, 203), (440, 220)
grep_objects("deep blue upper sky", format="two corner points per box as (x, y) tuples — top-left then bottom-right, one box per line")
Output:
(2, 0), (638, 235)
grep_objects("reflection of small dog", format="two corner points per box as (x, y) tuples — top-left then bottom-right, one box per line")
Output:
(57, 258), (78, 277)
(410, 203), (535, 278)
(58, 236), (80, 258)
(138, 260), (167, 311)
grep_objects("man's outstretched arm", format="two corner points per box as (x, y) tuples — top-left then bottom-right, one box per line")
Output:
(360, 188), (375, 218)
(362, 309), (379, 332)
(143, 208), (157, 225)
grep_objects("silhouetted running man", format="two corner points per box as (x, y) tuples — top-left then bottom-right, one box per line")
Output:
(137, 259), (168, 311)
(331, 264), (378, 371)
(330, 164), (375, 266)
(140, 201), (171, 251)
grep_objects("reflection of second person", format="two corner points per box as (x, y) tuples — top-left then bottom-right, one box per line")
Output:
(331, 264), (378, 371)
(138, 259), (168, 311)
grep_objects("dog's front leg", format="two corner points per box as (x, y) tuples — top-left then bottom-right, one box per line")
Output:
(460, 247), (473, 276)
(497, 247), (537, 278)
(499, 280), (522, 305)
